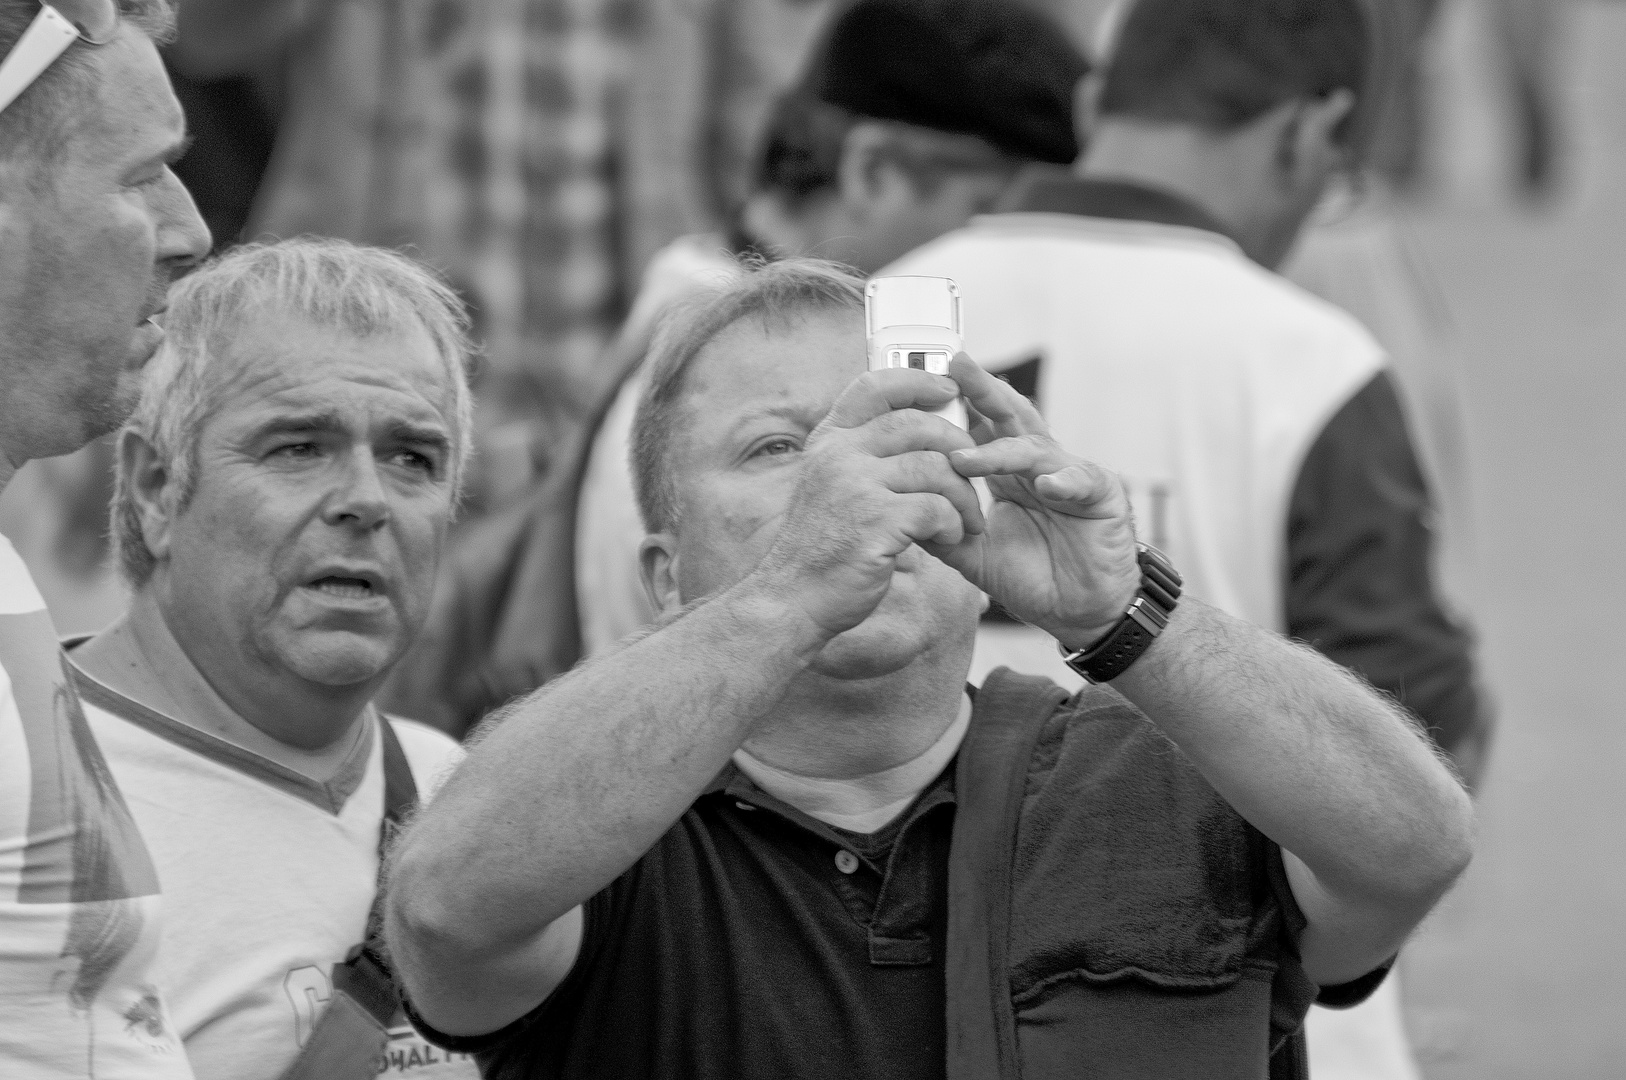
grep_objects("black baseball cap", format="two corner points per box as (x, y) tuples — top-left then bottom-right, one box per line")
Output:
(799, 0), (1090, 165)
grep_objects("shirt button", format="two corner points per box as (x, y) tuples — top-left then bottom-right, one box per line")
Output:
(834, 849), (860, 875)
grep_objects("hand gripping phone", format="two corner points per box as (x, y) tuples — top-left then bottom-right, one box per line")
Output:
(865, 276), (968, 430)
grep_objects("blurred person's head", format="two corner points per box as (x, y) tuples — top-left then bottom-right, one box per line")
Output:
(631, 258), (984, 684)
(742, 0), (1088, 274)
(0, 0), (211, 479)
(1080, 0), (1372, 268)
(111, 238), (473, 738)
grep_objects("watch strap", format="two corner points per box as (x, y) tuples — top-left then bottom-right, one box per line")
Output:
(1060, 545), (1182, 683)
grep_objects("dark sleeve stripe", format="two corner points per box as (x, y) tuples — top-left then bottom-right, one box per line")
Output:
(1285, 371), (1486, 759)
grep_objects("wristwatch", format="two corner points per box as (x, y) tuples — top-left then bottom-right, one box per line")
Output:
(1059, 544), (1183, 684)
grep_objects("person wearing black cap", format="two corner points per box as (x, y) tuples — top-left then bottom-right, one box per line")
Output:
(375, 0), (1089, 737)
(742, 0), (1085, 272)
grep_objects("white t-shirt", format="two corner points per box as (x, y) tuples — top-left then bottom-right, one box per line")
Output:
(70, 656), (476, 1080)
(0, 535), (192, 1078)
(886, 210), (1385, 686)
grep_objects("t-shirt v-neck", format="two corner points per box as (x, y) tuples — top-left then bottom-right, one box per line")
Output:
(64, 649), (376, 815)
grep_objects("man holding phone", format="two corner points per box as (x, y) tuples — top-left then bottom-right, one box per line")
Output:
(386, 258), (1474, 1079)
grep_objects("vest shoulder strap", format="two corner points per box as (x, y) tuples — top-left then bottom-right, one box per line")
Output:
(945, 668), (1070, 1080)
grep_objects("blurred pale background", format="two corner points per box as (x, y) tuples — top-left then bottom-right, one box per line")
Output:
(1396, 2), (1626, 1075)
(2, 1), (1623, 1075)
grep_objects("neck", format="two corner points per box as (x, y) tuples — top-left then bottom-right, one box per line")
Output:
(1079, 120), (1290, 268)
(0, 440), (17, 494)
(74, 591), (371, 781)
(740, 643), (972, 781)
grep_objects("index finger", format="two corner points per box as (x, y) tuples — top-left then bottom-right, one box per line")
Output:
(949, 353), (1048, 438)
(818, 367), (961, 432)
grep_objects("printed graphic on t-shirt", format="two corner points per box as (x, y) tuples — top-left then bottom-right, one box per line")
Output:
(1, 537), (186, 1078)
(286, 963), (476, 1077)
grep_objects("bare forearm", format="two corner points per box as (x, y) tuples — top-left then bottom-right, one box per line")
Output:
(392, 580), (823, 955)
(1105, 599), (1474, 911)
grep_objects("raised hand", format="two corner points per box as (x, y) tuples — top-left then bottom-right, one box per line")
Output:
(930, 354), (1141, 649)
(750, 366), (983, 640)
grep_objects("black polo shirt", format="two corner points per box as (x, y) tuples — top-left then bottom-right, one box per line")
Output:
(419, 761), (958, 1079)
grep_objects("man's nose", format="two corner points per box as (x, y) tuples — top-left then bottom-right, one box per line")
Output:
(323, 451), (392, 531)
(155, 168), (212, 273)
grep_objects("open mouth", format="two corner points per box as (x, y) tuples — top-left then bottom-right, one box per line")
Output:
(306, 576), (379, 600)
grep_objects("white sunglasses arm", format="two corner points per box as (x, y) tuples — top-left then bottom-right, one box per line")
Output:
(0, 5), (80, 116)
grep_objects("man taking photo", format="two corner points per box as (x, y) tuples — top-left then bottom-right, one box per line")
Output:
(386, 259), (1474, 1079)
(1, 0), (209, 1074)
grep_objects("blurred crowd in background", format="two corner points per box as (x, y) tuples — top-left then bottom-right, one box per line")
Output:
(0, 0), (1573, 628)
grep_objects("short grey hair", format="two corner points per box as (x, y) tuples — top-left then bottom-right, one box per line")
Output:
(631, 257), (865, 533)
(0, 0), (175, 184)
(113, 236), (476, 586)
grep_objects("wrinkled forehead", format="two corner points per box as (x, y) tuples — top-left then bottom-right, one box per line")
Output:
(679, 308), (868, 426)
(202, 308), (458, 428)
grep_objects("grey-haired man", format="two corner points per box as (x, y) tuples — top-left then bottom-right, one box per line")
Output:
(1, 1), (209, 1074)
(68, 239), (479, 1080)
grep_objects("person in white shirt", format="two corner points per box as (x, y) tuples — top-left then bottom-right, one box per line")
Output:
(1, 0), (211, 1074)
(68, 238), (480, 1080)
(886, 1), (1490, 1076)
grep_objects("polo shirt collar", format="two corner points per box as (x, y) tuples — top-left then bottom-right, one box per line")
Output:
(1001, 172), (1241, 248)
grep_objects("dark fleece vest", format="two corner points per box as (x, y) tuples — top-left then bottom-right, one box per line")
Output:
(950, 669), (1317, 1080)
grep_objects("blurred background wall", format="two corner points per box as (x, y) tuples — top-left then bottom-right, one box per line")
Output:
(1389, 2), (1626, 1075)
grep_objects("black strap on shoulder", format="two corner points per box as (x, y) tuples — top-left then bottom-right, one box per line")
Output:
(379, 713), (419, 849)
(944, 668), (1070, 1080)
(335, 712), (420, 1026)
(280, 714), (424, 1078)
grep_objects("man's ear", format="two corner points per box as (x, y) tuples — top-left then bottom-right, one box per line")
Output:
(118, 428), (179, 569)
(838, 121), (907, 212)
(1280, 89), (1358, 181)
(639, 533), (685, 618)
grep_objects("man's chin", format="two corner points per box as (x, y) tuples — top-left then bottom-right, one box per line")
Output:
(808, 616), (955, 681)
(281, 634), (398, 688)
(808, 637), (920, 681)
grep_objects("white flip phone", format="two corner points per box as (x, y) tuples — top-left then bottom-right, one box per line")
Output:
(865, 276), (968, 430)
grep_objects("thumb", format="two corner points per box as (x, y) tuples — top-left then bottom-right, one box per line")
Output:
(1033, 462), (1125, 519)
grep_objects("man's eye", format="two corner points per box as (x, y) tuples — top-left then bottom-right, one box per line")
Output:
(753, 438), (800, 459)
(269, 442), (320, 461)
(390, 450), (438, 474)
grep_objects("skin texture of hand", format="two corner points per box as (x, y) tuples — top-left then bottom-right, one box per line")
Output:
(747, 366), (985, 640)
(933, 354), (1142, 647)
